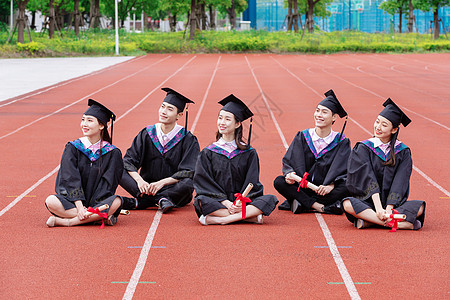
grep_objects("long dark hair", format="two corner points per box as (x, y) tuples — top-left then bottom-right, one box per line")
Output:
(99, 120), (112, 144)
(215, 114), (248, 150)
(384, 128), (399, 167)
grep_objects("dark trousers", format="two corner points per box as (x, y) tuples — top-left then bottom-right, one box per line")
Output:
(273, 175), (348, 209)
(120, 170), (194, 209)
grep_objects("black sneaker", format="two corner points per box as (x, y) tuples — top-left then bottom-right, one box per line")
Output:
(278, 200), (291, 211)
(323, 201), (344, 215)
(159, 198), (174, 213)
(122, 197), (138, 210)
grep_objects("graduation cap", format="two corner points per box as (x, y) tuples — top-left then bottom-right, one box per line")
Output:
(379, 98), (411, 128)
(219, 94), (254, 146)
(161, 87), (195, 135)
(161, 87), (195, 112)
(319, 89), (347, 118)
(84, 99), (116, 142)
(319, 89), (348, 141)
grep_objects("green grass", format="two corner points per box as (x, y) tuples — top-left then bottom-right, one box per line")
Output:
(0, 29), (448, 57)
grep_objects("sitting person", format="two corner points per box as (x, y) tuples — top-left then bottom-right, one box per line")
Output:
(193, 94), (278, 225)
(120, 88), (200, 213)
(45, 99), (123, 227)
(274, 89), (350, 214)
(342, 98), (425, 230)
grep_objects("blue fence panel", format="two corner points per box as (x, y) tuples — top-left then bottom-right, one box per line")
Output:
(253, 0), (449, 33)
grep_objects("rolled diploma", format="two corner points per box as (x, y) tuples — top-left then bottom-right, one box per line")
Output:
(86, 204), (109, 217)
(235, 183), (254, 205)
(384, 213), (406, 220)
(290, 173), (319, 192)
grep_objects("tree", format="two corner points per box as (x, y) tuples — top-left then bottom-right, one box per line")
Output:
(16, 0), (30, 43)
(285, 0), (300, 32)
(304, 0), (331, 32)
(380, 0), (409, 33)
(415, 0), (449, 39)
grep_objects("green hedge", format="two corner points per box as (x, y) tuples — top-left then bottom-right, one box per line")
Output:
(0, 29), (448, 57)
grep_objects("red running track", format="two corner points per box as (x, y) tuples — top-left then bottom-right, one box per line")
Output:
(0, 53), (448, 299)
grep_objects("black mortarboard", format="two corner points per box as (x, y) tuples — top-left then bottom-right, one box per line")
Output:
(219, 94), (254, 146)
(85, 99), (116, 124)
(319, 89), (347, 118)
(218, 94), (254, 122)
(161, 87), (195, 112)
(379, 98), (411, 128)
(84, 99), (116, 142)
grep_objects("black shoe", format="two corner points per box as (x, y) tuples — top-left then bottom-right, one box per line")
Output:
(278, 200), (291, 211)
(291, 200), (302, 214)
(122, 197), (138, 210)
(159, 198), (174, 213)
(323, 201), (344, 215)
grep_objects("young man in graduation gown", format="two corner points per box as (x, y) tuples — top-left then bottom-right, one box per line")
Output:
(273, 89), (351, 214)
(120, 88), (200, 213)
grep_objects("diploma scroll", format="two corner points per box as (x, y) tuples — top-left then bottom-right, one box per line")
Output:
(291, 172), (319, 192)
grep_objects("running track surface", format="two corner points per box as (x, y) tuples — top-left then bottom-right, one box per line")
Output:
(0, 54), (449, 299)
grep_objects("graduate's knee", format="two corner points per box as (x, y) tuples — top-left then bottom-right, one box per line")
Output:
(273, 175), (287, 190)
(342, 198), (354, 214)
(45, 195), (60, 211)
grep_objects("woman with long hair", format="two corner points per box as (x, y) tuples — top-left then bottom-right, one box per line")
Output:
(193, 94), (278, 225)
(342, 98), (425, 230)
(45, 99), (123, 227)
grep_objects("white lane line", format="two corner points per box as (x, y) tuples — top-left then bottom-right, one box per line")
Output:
(0, 56), (145, 108)
(117, 56), (197, 122)
(0, 55), (195, 216)
(122, 55), (218, 300)
(272, 55), (450, 197)
(245, 56), (288, 148)
(190, 56), (222, 134)
(0, 166), (60, 217)
(326, 63), (449, 131)
(246, 55), (361, 300)
(122, 210), (162, 300)
(0, 56), (171, 141)
(316, 214), (361, 300)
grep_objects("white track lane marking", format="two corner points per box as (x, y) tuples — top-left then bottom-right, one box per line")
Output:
(190, 56), (222, 133)
(0, 56), (145, 108)
(122, 55), (221, 300)
(0, 56), (171, 141)
(246, 56), (361, 300)
(272, 56), (450, 196)
(0, 55), (194, 217)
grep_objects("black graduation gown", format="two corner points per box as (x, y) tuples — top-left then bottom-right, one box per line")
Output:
(193, 144), (278, 217)
(121, 125), (200, 207)
(53, 139), (123, 216)
(274, 129), (351, 208)
(345, 139), (425, 225)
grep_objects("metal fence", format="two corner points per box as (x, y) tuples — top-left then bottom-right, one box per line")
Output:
(254, 0), (450, 34)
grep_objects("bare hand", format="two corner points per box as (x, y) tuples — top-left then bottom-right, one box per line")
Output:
(148, 180), (165, 196)
(77, 206), (88, 221)
(285, 172), (296, 185)
(228, 202), (242, 214)
(137, 179), (151, 195)
(315, 184), (334, 196)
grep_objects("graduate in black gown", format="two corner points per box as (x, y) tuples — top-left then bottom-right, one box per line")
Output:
(342, 98), (425, 230)
(120, 88), (200, 213)
(45, 100), (123, 227)
(194, 94), (278, 225)
(273, 89), (350, 214)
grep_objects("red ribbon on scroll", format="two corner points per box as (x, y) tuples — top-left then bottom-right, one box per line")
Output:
(297, 172), (309, 191)
(387, 209), (401, 232)
(233, 193), (252, 219)
(87, 207), (108, 229)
